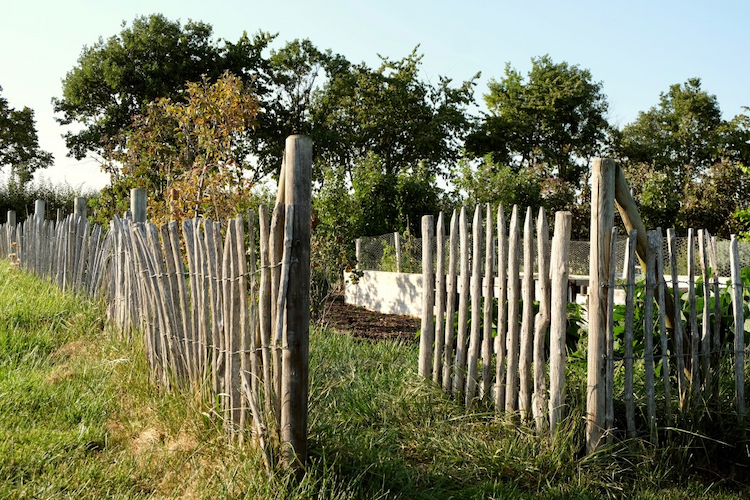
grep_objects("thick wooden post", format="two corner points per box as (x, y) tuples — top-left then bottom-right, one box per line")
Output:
(131, 188), (147, 223)
(7, 210), (15, 227)
(280, 135), (312, 471)
(74, 197), (88, 220)
(419, 215), (435, 379)
(34, 199), (45, 222)
(587, 158), (615, 453)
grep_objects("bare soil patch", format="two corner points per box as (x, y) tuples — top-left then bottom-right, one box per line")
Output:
(319, 295), (420, 342)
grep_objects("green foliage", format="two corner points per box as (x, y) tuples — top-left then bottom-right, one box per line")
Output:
(91, 72), (260, 225)
(2, 262), (749, 498)
(618, 79), (750, 237)
(0, 86), (52, 184)
(0, 176), (96, 223)
(467, 55), (610, 189)
(53, 14), (273, 161)
(456, 153), (543, 210)
(312, 48), (478, 182)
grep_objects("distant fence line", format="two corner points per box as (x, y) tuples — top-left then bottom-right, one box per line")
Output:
(0, 135), (313, 472)
(356, 228), (750, 278)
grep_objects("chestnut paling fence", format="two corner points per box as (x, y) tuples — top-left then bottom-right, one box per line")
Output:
(417, 159), (748, 453)
(0, 135), (313, 471)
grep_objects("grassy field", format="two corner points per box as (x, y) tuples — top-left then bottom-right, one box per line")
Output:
(0, 260), (748, 499)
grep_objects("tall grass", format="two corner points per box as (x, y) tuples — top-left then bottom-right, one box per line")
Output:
(0, 260), (747, 498)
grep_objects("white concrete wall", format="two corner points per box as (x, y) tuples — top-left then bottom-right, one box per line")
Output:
(344, 270), (424, 316)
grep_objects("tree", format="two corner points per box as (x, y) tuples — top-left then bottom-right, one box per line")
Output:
(619, 78), (725, 193)
(467, 55), (610, 188)
(311, 48), (478, 182)
(53, 14), (272, 161)
(618, 79), (750, 235)
(92, 72), (260, 225)
(0, 86), (52, 184)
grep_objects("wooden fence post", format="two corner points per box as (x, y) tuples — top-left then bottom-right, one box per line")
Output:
(519, 207), (534, 421)
(505, 205), (521, 413)
(534, 207), (551, 430)
(466, 205), (483, 405)
(587, 158), (615, 454)
(131, 188), (147, 223)
(355, 238), (361, 269)
(433, 212), (446, 384)
(34, 199), (45, 222)
(7, 210), (15, 227)
(419, 215), (435, 379)
(280, 135), (312, 471)
(549, 211), (572, 433)
(75, 197), (88, 220)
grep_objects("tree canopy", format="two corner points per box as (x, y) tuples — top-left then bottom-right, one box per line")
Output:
(617, 78), (750, 236)
(53, 14), (271, 160)
(466, 55), (610, 188)
(0, 86), (52, 184)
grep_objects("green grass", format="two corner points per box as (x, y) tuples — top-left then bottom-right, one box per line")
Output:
(0, 260), (748, 498)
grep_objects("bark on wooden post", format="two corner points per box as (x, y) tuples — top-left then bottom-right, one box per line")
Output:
(533, 208), (551, 430)
(34, 199), (45, 222)
(454, 207), (470, 396)
(280, 135), (312, 471)
(505, 205), (521, 413)
(587, 158), (615, 454)
(465, 205), (483, 405)
(519, 207), (534, 421)
(131, 188), (147, 223)
(442, 210), (459, 392)
(549, 211), (572, 433)
(433, 212), (446, 384)
(419, 214), (435, 379)
(74, 197), (88, 220)
(494, 205), (508, 409)
(481, 203), (494, 401)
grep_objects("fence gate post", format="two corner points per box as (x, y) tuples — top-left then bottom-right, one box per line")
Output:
(587, 158), (616, 454)
(280, 134), (312, 472)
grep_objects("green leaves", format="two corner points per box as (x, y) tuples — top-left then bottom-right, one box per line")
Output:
(0, 87), (52, 184)
(468, 55), (610, 188)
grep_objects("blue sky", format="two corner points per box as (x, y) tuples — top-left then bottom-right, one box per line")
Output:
(1, 0), (748, 189)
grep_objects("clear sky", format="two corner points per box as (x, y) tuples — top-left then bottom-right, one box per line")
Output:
(0, 0), (748, 190)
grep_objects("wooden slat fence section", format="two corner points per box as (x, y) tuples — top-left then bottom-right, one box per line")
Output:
(421, 204), (574, 428)
(418, 202), (748, 449)
(1, 135), (312, 471)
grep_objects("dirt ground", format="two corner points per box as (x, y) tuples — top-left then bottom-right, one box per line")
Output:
(318, 295), (420, 342)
